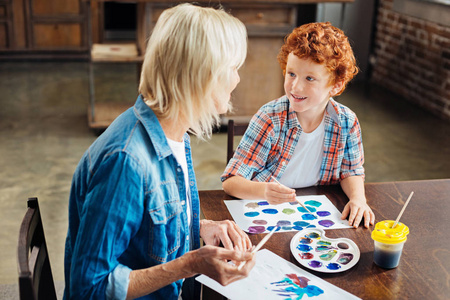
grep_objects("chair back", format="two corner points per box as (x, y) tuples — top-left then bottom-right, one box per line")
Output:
(227, 119), (249, 163)
(17, 197), (57, 300)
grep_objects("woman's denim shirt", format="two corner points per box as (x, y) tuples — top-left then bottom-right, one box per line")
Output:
(64, 96), (201, 299)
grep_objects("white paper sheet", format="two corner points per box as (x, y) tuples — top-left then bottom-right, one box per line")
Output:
(224, 195), (352, 233)
(196, 249), (360, 300)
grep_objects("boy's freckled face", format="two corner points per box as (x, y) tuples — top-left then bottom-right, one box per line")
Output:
(284, 53), (338, 118)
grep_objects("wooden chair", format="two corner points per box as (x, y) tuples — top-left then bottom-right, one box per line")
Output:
(226, 119), (249, 163)
(18, 197), (57, 300)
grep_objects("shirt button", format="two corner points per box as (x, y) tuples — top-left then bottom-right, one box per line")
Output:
(177, 167), (182, 172)
(282, 161), (286, 166)
(186, 235), (190, 241)
(181, 200), (186, 206)
(190, 181), (194, 186)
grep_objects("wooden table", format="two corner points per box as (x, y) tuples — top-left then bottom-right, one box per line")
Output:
(199, 179), (450, 300)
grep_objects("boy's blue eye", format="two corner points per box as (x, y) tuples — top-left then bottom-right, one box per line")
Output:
(306, 76), (314, 81)
(288, 72), (295, 78)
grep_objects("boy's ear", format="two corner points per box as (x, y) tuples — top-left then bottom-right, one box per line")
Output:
(330, 81), (344, 96)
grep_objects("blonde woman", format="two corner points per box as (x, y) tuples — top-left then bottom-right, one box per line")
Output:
(64, 4), (254, 299)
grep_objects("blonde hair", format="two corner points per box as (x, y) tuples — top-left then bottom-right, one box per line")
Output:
(139, 3), (247, 140)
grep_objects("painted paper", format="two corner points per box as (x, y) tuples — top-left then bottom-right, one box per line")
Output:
(224, 195), (352, 233)
(196, 249), (361, 300)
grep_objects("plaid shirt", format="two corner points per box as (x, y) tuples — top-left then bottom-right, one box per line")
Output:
(221, 95), (364, 186)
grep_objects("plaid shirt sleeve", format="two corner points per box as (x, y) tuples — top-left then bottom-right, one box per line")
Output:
(340, 116), (365, 180)
(221, 110), (277, 183)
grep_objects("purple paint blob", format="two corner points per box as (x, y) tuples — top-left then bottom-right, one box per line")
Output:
(248, 226), (265, 234)
(244, 211), (259, 217)
(301, 214), (316, 220)
(337, 253), (354, 265)
(317, 211), (331, 217)
(304, 200), (322, 207)
(253, 220), (267, 225)
(257, 201), (270, 206)
(297, 244), (313, 252)
(297, 206), (317, 213)
(262, 208), (278, 214)
(299, 252), (314, 259)
(308, 260), (322, 268)
(326, 263), (341, 270)
(277, 220), (291, 226)
(318, 219), (335, 228)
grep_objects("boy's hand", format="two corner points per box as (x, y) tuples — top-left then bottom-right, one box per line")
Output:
(264, 182), (296, 205)
(341, 198), (375, 229)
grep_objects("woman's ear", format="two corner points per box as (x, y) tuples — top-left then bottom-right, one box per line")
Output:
(330, 81), (344, 97)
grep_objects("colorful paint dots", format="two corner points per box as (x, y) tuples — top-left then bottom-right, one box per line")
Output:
(277, 220), (291, 226)
(244, 211), (259, 217)
(294, 221), (310, 227)
(337, 253), (354, 265)
(257, 201), (269, 206)
(306, 232), (320, 239)
(317, 211), (331, 217)
(302, 214), (316, 220)
(316, 245), (337, 252)
(318, 219), (335, 228)
(297, 206), (317, 213)
(299, 252), (314, 259)
(262, 208), (278, 214)
(317, 240), (331, 246)
(252, 220), (267, 225)
(305, 200), (322, 207)
(319, 250), (337, 261)
(326, 263), (341, 270)
(247, 226), (265, 234)
(299, 237), (313, 244)
(245, 202), (260, 209)
(282, 208), (296, 215)
(297, 244), (313, 252)
(308, 260), (322, 268)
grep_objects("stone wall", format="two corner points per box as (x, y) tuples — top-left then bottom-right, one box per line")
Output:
(371, 0), (450, 119)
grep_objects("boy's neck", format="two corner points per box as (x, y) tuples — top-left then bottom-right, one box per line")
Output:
(296, 102), (328, 133)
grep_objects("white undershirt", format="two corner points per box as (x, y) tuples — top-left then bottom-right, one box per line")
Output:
(278, 117), (325, 188)
(167, 138), (191, 227)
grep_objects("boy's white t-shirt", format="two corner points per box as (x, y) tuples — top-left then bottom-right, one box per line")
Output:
(278, 117), (325, 188)
(167, 138), (191, 227)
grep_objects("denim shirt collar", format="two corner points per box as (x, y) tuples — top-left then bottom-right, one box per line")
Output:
(133, 95), (174, 160)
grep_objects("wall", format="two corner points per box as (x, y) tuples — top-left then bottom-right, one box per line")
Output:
(371, 0), (450, 119)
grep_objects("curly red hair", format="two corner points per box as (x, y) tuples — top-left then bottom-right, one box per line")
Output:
(277, 22), (358, 96)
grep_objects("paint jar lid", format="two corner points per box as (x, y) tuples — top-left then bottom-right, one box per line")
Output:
(371, 220), (409, 244)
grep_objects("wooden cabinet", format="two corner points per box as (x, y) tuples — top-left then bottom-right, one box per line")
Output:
(0, 0), (89, 58)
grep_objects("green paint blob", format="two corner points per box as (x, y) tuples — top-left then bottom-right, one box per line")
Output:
(282, 208), (296, 215)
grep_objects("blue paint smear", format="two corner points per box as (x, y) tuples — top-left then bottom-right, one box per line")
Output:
(293, 221), (310, 227)
(282, 226), (292, 231)
(277, 220), (291, 226)
(297, 206), (317, 213)
(292, 226), (304, 231)
(262, 208), (278, 214)
(326, 263), (341, 270)
(306, 225), (316, 228)
(304, 200), (322, 207)
(301, 214), (316, 220)
(266, 226), (281, 232)
(244, 211), (259, 217)
(284, 285), (324, 298)
(257, 201), (270, 206)
(297, 244), (313, 252)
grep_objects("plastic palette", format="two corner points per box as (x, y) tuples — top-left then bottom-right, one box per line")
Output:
(290, 228), (360, 273)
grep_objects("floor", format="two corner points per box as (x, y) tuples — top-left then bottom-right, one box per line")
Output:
(1, 61), (449, 299)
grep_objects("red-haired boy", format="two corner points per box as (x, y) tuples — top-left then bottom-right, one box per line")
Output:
(222, 22), (375, 229)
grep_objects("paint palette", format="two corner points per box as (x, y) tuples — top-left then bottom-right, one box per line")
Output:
(290, 228), (360, 273)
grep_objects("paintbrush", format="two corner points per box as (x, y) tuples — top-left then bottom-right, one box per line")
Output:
(392, 191), (414, 228)
(237, 226), (279, 271)
(270, 176), (318, 219)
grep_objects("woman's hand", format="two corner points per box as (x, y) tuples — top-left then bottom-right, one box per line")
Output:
(184, 245), (255, 286)
(200, 219), (252, 252)
(264, 182), (296, 205)
(341, 198), (375, 228)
